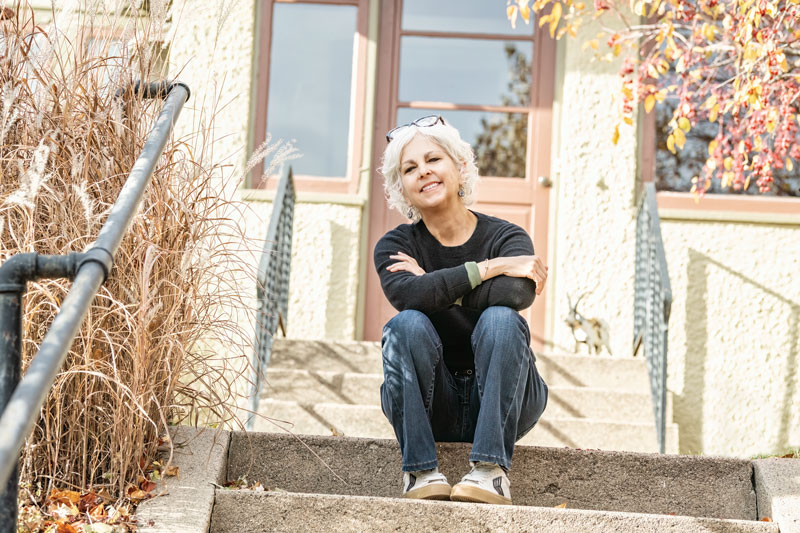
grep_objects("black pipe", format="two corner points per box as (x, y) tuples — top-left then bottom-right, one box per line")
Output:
(0, 253), (87, 525)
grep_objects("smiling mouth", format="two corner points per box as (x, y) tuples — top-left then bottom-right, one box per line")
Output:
(420, 182), (441, 192)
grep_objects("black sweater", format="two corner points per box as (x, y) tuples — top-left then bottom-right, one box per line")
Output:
(374, 211), (536, 371)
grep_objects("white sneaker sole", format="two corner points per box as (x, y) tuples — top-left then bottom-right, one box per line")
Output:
(450, 483), (512, 505)
(403, 483), (452, 500)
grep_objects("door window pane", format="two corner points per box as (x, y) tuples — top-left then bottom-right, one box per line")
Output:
(266, 3), (356, 177)
(402, 0), (535, 35)
(399, 37), (532, 107)
(396, 108), (528, 178)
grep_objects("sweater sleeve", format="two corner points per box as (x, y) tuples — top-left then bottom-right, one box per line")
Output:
(460, 223), (537, 312)
(374, 228), (476, 314)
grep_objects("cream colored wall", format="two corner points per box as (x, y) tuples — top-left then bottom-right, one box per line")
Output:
(547, 17), (640, 358)
(242, 198), (363, 340)
(660, 215), (800, 457)
(166, 0), (365, 342)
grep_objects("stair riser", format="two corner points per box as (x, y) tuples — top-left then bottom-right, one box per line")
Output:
(227, 433), (756, 520)
(263, 370), (656, 422)
(211, 492), (776, 533)
(254, 400), (676, 453)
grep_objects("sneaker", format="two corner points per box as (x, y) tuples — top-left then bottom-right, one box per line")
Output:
(402, 467), (451, 500)
(450, 462), (512, 505)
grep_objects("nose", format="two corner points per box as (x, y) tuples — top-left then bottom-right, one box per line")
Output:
(417, 162), (431, 177)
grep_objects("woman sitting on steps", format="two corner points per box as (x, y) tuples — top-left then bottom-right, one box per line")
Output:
(374, 115), (550, 505)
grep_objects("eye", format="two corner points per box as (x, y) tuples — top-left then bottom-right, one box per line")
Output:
(403, 165), (416, 175)
(428, 157), (440, 163)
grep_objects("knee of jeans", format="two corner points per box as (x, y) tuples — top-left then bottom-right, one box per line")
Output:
(474, 306), (528, 340)
(383, 310), (434, 341)
(382, 310), (438, 365)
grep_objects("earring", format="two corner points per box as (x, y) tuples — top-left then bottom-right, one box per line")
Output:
(407, 208), (414, 219)
(458, 188), (465, 198)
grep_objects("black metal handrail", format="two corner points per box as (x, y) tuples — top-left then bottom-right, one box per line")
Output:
(0, 81), (190, 528)
(633, 181), (673, 454)
(247, 166), (295, 430)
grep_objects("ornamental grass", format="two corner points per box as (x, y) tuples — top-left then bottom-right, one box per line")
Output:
(0, 1), (261, 505)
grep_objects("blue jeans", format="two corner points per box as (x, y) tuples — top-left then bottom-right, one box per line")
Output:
(380, 306), (548, 472)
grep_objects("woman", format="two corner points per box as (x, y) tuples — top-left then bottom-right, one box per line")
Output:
(375, 115), (549, 505)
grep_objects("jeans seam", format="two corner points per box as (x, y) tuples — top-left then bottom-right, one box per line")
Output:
(423, 342), (442, 414)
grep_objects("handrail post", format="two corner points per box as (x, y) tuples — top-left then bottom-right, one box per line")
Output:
(0, 279), (23, 526)
(0, 253), (83, 528)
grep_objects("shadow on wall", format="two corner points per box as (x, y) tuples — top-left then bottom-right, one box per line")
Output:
(325, 221), (358, 339)
(675, 249), (799, 456)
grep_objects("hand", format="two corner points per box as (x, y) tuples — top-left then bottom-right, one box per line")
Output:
(496, 255), (548, 295)
(387, 251), (426, 276)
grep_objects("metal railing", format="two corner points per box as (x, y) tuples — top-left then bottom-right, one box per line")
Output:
(247, 166), (295, 430)
(0, 81), (190, 528)
(633, 181), (673, 454)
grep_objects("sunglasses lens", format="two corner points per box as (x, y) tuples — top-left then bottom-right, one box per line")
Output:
(415, 115), (440, 127)
(386, 116), (443, 142)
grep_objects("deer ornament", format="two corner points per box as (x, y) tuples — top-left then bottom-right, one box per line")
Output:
(565, 293), (613, 355)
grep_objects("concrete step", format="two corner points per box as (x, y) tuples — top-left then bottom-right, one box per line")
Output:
(224, 432), (759, 521)
(253, 399), (678, 453)
(271, 338), (651, 392)
(211, 491), (776, 533)
(262, 369), (656, 423)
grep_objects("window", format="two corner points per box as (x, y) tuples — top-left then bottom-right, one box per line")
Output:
(652, 72), (800, 198)
(395, 0), (536, 179)
(251, 0), (369, 193)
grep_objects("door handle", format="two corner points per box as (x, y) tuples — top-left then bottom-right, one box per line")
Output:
(538, 176), (553, 188)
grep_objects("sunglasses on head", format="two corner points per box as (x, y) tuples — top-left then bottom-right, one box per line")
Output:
(386, 115), (445, 143)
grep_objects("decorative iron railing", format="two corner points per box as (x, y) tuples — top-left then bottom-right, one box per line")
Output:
(633, 181), (673, 454)
(0, 81), (190, 529)
(247, 166), (295, 430)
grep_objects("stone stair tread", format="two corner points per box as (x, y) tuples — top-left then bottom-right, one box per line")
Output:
(225, 433), (758, 521)
(211, 491), (776, 533)
(253, 399), (678, 453)
(261, 368), (656, 423)
(271, 338), (651, 391)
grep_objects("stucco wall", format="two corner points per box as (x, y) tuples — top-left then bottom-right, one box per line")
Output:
(243, 200), (363, 340)
(661, 217), (800, 457)
(548, 17), (639, 357)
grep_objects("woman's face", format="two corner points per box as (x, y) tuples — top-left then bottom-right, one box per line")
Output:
(399, 134), (463, 214)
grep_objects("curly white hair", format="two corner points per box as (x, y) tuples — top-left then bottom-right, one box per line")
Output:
(380, 119), (479, 222)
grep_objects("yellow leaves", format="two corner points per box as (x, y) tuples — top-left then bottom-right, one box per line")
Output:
(677, 117), (691, 132)
(701, 23), (716, 42)
(507, 0), (532, 28)
(787, 158), (794, 172)
(555, 501), (568, 508)
(644, 94), (656, 113)
(583, 39), (600, 51)
(708, 139), (718, 156)
(612, 124), (620, 145)
(673, 127), (686, 149)
(667, 133), (676, 153)
(724, 156), (733, 171)
(549, 2), (563, 38)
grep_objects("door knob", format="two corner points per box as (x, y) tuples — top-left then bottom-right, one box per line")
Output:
(538, 176), (553, 188)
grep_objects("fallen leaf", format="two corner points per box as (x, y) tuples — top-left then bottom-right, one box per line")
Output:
(84, 523), (114, 533)
(88, 503), (106, 520)
(165, 465), (179, 477)
(48, 489), (81, 506)
(761, 517), (772, 522)
(140, 480), (157, 492)
(555, 502), (567, 508)
(56, 523), (79, 533)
